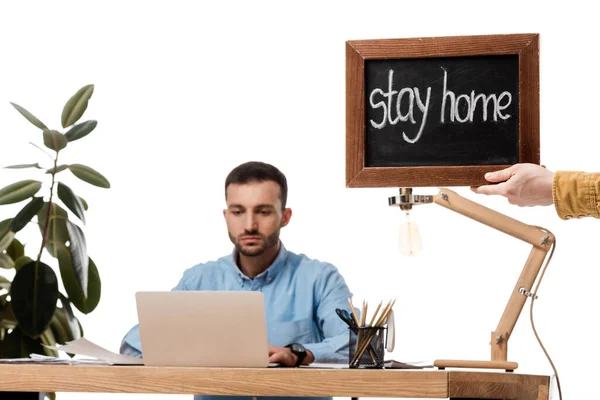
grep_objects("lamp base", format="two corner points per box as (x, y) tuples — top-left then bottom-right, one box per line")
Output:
(434, 359), (518, 371)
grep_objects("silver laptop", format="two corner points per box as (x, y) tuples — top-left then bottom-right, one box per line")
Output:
(136, 291), (270, 367)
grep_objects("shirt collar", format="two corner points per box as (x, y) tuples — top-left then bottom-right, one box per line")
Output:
(226, 242), (289, 280)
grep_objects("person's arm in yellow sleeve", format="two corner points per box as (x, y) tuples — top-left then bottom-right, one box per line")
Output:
(553, 171), (600, 219)
(470, 163), (600, 220)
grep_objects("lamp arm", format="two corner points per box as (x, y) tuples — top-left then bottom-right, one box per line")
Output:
(433, 188), (551, 248)
(434, 188), (555, 362)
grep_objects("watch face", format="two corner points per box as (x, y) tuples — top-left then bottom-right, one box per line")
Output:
(287, 343), (307, 367)
(291, 343), (305, 354)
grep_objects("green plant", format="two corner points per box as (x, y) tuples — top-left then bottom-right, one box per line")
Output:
(0, 84), (109, 360)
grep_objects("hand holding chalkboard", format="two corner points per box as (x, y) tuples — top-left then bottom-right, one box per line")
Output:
(470, 163), (554, 207)
(346, 33), (540, 188)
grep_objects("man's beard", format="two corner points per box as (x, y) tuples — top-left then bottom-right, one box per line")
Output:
(229, 229), (280, 257)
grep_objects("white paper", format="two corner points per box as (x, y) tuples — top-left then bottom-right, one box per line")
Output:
(44, 338), (144, 365)
(0, 356), (70, 364)
(302, 360), (433, 369)
(303, 363), (348, 369)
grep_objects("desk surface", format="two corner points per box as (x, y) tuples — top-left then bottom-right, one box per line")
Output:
(0, 365), (550, 399)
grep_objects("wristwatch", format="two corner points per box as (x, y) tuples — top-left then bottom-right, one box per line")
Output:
(285, 343), (307, 367)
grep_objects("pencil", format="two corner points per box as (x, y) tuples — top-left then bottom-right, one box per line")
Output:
(351, 299), (396, 366)
(347, 298), (360, 325)
(360, 301), (368, 328)
(368, 301), (382, 327)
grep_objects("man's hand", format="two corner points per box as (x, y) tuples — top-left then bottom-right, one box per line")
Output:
(470, 163), (554, 207)
(268, 345), (315, 367)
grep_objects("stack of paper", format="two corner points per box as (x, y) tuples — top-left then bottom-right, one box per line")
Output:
(0, 338), (144, 365)
(305, 360), (433, 369)
(44, 338), (144, 365)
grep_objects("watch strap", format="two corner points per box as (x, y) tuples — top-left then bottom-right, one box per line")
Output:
(285, 343), (306, 367)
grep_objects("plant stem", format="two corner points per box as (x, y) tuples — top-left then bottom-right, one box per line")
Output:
(37, 153), (59, 263)
(32, 152), (59, 332)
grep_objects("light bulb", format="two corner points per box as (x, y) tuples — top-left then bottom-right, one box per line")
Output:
(398, 210), (423, 256)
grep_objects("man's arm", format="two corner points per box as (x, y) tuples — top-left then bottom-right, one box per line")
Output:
(268, 344), (312, 366)
(301, 263), (354, 363)
(119, 325), (143, 357)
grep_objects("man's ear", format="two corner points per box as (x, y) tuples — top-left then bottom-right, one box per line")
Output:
(223, 209), (227, 219)
(281, 208), (292, 227)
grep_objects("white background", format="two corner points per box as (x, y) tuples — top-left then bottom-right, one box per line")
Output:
(0, 1), (597, 399)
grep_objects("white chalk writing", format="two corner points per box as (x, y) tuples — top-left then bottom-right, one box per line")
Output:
(441, 68), (511, 123)
(369, 70), (431, 144)
(368, 67), (513, 144)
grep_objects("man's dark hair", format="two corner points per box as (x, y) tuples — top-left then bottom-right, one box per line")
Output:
(225, 161), (288, 209)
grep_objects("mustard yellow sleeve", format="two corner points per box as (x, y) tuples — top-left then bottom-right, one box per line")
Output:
(552, 171), (600, 220)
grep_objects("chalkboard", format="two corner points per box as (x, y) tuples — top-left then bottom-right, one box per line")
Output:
(346, 33), (539, 188)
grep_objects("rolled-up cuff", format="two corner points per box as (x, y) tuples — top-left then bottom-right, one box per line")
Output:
(302, 336), (349, 364)
(553, 171), (600, 220)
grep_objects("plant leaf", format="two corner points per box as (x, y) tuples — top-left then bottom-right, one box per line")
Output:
(4, 163), (42, 169)
(49, 311), (67, 344)
(40, 326), (59, 357)
(46, 164), (69, 175)
(78, 196), (88, 211)
(0, 219), (11, 234)
(57, 293), (81, 342)
(13, 255), (33, 271)
(10, 260), (59, 337)
(78, 319), (84, 337)
(0, 180), (42, 205)
(5, 237), (24, 260)
(68, 164), (110, 188)
(65, 220), (88, 296)
(57, 182), (85, 224)
(2, 326), (45, 358)
(43, 129), (68, 152)
(0, 218), (15, 253)
(10, 102), (48, 130)
(0, 299), (17, 330)
(0, 253), (14, 269)
(10, 196), (44, 233)
(61, 84), (94, 128)
(65, 120), (97, 142)
(0, 230), (15, 253)
(37, 202), (69, 258)
(55, 245), (100, 314)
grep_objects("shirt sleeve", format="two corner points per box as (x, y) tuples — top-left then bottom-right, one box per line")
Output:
(118, 273), (192, 356)
(301, 264), (354, 363)
(553, 171), (600, 220)
(119, 325), (143, 357)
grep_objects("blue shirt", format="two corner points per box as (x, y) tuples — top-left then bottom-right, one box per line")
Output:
(120, 243), (353, 400)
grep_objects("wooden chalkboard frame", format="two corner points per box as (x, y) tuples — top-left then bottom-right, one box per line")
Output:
(346, 33), (539, 188)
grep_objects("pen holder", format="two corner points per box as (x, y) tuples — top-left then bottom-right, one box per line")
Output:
(348, 326), (387, 369)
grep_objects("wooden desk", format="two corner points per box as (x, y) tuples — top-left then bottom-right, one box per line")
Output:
(0, 365), (550, 399)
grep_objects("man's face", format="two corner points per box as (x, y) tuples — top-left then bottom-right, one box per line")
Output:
(224, 181), (291, 257)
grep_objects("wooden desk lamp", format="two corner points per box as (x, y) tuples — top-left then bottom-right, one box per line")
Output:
(388, 187), (555, 371)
